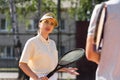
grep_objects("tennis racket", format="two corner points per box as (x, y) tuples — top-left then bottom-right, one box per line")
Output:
(94, 3), (107, 51)
(47, 48), (84, 78)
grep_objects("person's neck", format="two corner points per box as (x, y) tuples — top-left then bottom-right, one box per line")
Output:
(40, 31), (49, 40)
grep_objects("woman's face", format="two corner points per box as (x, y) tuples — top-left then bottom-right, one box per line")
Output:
(39, 18), (56, 34)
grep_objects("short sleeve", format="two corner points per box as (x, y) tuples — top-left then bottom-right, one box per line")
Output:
(88, 4), (102, 36)
(19, 39), (34, 63)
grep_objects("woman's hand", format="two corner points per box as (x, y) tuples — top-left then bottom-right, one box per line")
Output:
(60, 67), (79, 75)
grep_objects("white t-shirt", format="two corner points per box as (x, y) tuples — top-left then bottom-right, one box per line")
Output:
(19, 33), (58, 80)
(88, 0), (120, 80)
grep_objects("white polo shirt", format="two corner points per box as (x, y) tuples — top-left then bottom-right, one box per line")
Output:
(19, 33), (58, 79)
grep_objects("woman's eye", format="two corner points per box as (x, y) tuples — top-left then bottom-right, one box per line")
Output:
(50, 22), (54, 26)
(45, 20), (49, 24)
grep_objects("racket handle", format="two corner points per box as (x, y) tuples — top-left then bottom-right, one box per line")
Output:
(47, 71), (55, 78)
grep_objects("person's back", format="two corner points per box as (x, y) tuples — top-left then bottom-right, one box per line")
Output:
(97, 0), (120, 80)
(86, 0), (120, 80)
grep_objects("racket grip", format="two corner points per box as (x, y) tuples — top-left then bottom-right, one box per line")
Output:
(47, 71), (55, 78)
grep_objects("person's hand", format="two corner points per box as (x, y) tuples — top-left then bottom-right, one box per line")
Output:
(64, 67), (79, 75)
(38, 76), (48, 80)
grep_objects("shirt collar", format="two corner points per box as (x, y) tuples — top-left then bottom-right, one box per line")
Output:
(37, 32), (50, 44)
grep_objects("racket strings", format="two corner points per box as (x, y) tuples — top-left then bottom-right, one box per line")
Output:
(59, 49), (84, 65)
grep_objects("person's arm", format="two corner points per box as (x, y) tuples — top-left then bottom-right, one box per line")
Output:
(19, 62), (39, 80)
(85, 35), (100, 64)
(19, 62), (49, 80)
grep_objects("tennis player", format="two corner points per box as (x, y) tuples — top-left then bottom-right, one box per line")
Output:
(86, 0), (120, 80)
(19, 12), (79, 80)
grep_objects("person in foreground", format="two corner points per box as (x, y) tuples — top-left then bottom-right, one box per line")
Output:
(19, 12), (79, 80)
(85, 0), (120, 80)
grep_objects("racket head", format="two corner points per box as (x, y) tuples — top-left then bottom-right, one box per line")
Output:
(47, 48), (84, 78)
(59, 48), (84, 66)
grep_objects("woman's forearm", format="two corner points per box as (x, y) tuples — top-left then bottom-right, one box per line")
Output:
(19, 62), (38, 80)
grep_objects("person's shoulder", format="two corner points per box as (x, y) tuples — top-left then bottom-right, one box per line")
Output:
(94, 2), (107, 12)
(95, 3), (104, 9)
(105, 0), (120, 5)
(93, 4), (102, 12)
(49, 39), (55, 42)
(95, 0), (109, 7)
(49, 39), (56, 44)
(26, 36), (37, 44)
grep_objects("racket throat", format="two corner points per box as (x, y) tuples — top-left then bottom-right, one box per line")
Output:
(47, 65), (59, 78)
(47, 65), (64, 78)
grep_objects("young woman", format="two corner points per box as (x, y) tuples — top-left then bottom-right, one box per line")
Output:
(19, 12), (79, 80)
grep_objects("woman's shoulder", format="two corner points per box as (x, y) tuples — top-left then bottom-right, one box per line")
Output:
(49, 39), (56, 44)
(26, 36), (38, 44)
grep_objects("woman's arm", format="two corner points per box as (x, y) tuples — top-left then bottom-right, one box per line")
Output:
(19, 62), (49, 80)
(19, 62), (39, 80)
(85, 35), (100, 64)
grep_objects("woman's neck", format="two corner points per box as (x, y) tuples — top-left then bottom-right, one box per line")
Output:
(39, 31), (49, 40)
